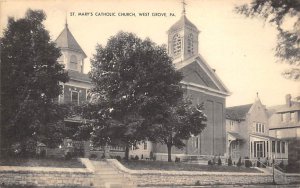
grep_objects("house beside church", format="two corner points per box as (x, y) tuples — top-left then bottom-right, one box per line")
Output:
(225, 95), (288, 164)
(268, 94), (300, 165)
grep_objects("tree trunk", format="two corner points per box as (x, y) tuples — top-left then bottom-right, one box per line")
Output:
(167, 143), (172, 162)
(124, 145), (129, 161)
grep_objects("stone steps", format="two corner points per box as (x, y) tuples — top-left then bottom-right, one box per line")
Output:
(91, 160), (136, 188)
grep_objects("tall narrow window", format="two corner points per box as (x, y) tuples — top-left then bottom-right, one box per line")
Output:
(277, 141), (281, 153)
(71, 91), (79, 105)
(144, 142), (147, 150)
(70, 55), (78, 70)
(173, 34), (181, 55)
(195, 137), (199, 148)
(272, 141), (275, 153)
(291, 112), (296, 122)
(282, 142), (285, 153)
(187, 34), (194, 55)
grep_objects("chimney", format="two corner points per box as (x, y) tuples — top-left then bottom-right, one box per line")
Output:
(286, 94), (292, 107)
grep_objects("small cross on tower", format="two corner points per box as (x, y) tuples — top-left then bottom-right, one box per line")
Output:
(182, 0), (187, 15)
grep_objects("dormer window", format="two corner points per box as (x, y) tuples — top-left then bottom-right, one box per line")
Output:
(70, 55), (78, 70)
(187, 33), (194, 55)
(173, 34), (182, 55)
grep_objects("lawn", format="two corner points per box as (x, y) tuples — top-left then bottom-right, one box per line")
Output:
(121, 160), (261, 173)
(0, 157), (85, 168)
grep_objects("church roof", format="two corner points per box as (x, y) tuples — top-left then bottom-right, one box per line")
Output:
(226, 104), (252, 121)
(168, 15), (199, 33)
(68, 70), (91, 83)
(55, 24), (87, 58)
(176, 55), (230, 96)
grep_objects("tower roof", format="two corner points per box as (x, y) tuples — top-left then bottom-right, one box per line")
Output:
(168, 15), (199, 33)
(55, 24), (87, 58)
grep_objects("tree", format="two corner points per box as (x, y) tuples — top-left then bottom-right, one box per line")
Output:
(0, 9), (69, 156)
(84, 31), (183, 160)
(235, 0), (300, 81)
(147, 99), (207, 162)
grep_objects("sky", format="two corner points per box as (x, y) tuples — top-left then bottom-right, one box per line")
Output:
(1, 0), (299, 107)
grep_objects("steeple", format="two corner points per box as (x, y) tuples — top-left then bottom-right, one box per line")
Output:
(55, 23), (87, 58)
(167, 0), (200, 62)
(55, 22), (87, 73)
(65, 13), (68, 28)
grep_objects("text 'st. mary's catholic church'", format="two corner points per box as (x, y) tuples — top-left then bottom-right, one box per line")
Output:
(55, 3), (230, 160)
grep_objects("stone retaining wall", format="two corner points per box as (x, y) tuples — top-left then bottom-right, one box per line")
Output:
(0, 158), (94, 187)
(107, 159), (300, 186)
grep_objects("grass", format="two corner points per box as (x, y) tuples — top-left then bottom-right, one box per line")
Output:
(0, 157), (85, 168)
(0, 185), (90, 188)
(121, 160), (261, 173)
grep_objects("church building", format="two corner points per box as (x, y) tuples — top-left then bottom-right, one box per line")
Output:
(53, 3), (230, 160)
(131, 3), (230, 161)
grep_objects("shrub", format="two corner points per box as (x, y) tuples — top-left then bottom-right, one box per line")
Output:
(257, 158), (261, 167)
(101, 153), (105, 159)
(212, 156), (216, 165)
(152, 156), (156, 161)
(208, 160), (213, 165)
(244, 157), (252, 168)
(195, 181), (201, 186)
(141, 154), (143, 159)
(175, 157), (180, 163)
(150, 151), (154, 160)
(134, 155), (139, 160)
(228, 156), (232, 166)
(218, 156), (222, 166)
(65, 152), (72, 160)
(279, 160), (285, 169)
(89, 153), (97, 159)
(236, 157), (242, 167)
(115, 155), (122, 161)
(39, 150), (46, 158)
(262, 160), (267, 168)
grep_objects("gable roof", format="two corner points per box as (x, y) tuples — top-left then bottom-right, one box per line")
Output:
(55, 24), (87, 58)
(226, 104), (252, 121)
(175, 55), (230, 96)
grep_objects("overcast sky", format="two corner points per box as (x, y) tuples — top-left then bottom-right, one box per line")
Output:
(1, 0), (299, 107)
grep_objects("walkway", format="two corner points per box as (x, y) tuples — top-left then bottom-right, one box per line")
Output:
(91, 160), (136, 188)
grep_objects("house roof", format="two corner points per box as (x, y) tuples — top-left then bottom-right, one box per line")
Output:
(55, 24), (87, 58)
(228, 132), (244, 140)
(168, 15), (199, 33)
(226, 104), (252, 121)
(268, 101), (300, 114)
(68, 70), (91, 83)
(250, 133), (280, 141)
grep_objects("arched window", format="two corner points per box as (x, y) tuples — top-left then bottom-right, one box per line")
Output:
(70, 55), (78, 70)
(187, 34), (194, 55)
(173, 34), (181, 55)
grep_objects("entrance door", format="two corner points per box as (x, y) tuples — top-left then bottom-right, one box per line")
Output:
(254, 141), (264, 158)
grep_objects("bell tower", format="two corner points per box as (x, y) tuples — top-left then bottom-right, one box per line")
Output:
(55, 20), (87, 73)
(167, 0), (200, 63)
